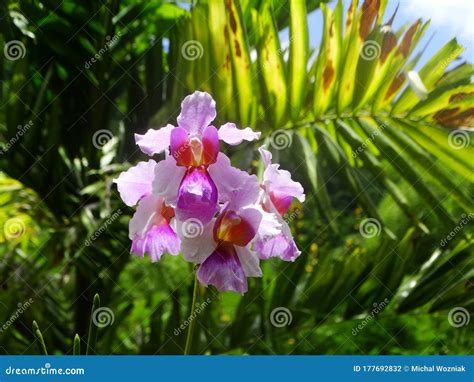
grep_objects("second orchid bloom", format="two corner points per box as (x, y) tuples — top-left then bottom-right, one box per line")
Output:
(114, 91), (305, 294)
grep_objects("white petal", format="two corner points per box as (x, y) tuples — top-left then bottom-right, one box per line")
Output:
(152, 156), (186, 206)
(135, 124), (174, 156)
(258, 145), (272, 169)
(208, 153), (260, 209)
(113, 160), (157, 207)
(175, 218), (217, 263)
(218, 122), (261, 145)
(235, 245), (262, 277)
(129, 194), (163, 239)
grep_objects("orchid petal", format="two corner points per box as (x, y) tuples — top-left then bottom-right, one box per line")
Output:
(176, 218), (217, 264)
(218, 122), (261, 145)
(254, 232), (300, 262)
(252, 202), (282, 238)
(258, 145), (272, 168)
(197, 246), (247, 295)
(135, 124), (174, 156)
(235, 245), (262, 277)
(176, 167), (218, 225)
(201, 126), (219, 165)
(264, 164), (305, 215)
(170, 127), (193, 167)
(113, 160), (157, 207)
(129, 194), (163, 239)
(131, 224), (180, 262)
(177, 91), (216, 134)
(152, 156), (186, 206)
(208, 153), (259, 209)
(214, 207), (262, 247)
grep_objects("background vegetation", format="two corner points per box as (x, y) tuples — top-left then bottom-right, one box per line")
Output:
(0, 0), (472, 355)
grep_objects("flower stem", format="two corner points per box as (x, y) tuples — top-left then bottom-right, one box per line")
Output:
(184, 269), (199, 355)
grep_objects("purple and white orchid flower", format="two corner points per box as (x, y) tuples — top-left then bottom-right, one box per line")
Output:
(136, 91), (260, 225)
(113, 92), (304, 295)
(114, 160), (180, 262)
(178, 154), (278, 294)
(253, 146), (305, 262)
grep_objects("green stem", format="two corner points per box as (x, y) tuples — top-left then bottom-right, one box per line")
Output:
(32, 320), (48, 355)
(184, 270), (199, 355)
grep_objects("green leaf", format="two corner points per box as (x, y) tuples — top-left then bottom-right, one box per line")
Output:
(288, 0), (309, 120)
(86, 293), (100, 355)
(392, 38), (464, 115)
(225, 0), (256, 126)
(256, 2), (288, 127)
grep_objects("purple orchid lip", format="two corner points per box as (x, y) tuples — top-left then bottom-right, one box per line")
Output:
(176, 166), (218, 225)
(131, 223), (181, 262)
(197, 243), (248, 294)
(213, 209), (256, 247)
